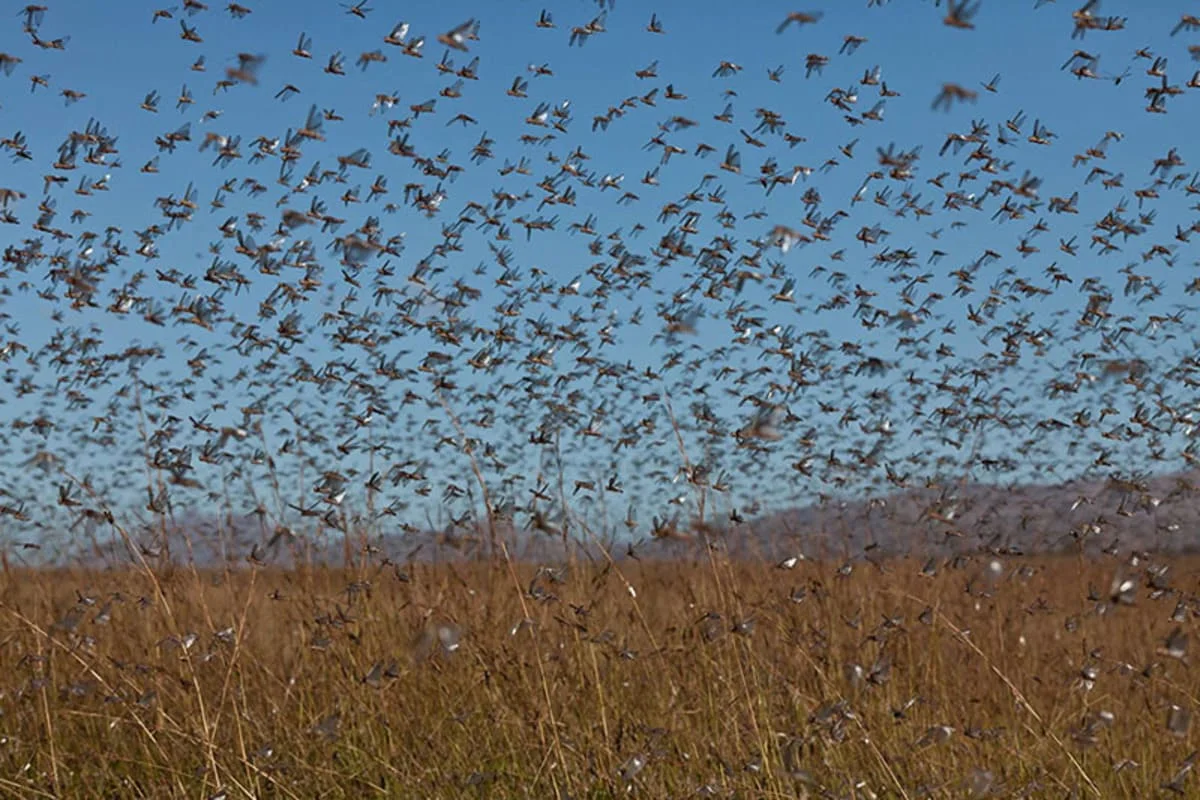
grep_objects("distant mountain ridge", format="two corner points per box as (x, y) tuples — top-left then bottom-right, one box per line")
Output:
(721, 468), (1200, 561)
(49, 469), (1200, 568)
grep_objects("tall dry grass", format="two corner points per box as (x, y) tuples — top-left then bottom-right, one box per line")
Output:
(0, 553), (1195, 798)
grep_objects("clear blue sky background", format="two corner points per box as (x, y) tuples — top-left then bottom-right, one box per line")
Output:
(1, 1), (1198, 550)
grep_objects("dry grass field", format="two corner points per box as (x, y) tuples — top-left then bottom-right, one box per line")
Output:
(0, 552), (1196, 798)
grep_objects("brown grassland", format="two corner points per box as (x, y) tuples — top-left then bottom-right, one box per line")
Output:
(0, 553), (1197, 798)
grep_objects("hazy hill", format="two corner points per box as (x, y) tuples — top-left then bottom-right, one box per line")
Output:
(47, 470), (1200, 568)
(719, 469), (1200, 561)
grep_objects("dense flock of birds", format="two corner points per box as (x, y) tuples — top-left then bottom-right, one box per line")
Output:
(1, 0), (1200, 562)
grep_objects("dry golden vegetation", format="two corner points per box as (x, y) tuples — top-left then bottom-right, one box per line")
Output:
(0, 553), (1197, 798)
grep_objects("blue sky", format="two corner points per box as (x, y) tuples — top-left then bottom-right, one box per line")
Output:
(1, 0), (1199, 550)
